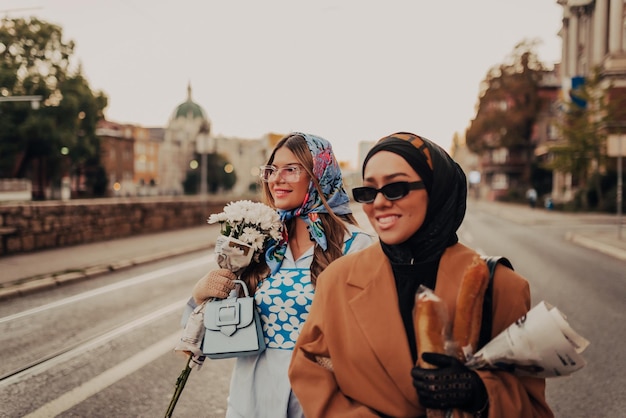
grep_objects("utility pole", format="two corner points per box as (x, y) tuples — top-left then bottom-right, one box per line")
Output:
(608, 134), (625, 240)
(196, 121), (211, 197)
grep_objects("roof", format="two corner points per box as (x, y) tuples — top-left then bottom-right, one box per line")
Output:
(171, 82), (207, 121)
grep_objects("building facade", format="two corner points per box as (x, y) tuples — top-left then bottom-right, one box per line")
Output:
(133, 125), (160, 196)
(160, 83), (210, 195)
(558, 0), (626, 86)
(97, 83), (269, 198)
(531, 65), (564, 201)
(97, 120), (135, 197)
(555, 0), (626, 201)
(160, 83), (268, 197)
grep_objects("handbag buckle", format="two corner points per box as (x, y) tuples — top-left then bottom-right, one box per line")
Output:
(216, 303), (240, 326)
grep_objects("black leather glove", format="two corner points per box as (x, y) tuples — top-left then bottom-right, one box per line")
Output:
(411, 352), (488, 413)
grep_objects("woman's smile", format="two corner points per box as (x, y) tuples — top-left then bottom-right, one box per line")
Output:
(272, 188), (292, 198)
(373, 214), (400, 229)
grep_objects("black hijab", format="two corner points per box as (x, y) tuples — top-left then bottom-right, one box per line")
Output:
(362, 132), (467, 362)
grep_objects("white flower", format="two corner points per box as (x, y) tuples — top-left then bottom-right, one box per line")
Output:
(239, 226), (265, 252)
(207, 212), (228, 224)
(207, 200), (282, 258)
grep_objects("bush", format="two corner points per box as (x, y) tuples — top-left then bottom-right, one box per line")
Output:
(183, 170), (199, 195)
(600, 185), (626, 213)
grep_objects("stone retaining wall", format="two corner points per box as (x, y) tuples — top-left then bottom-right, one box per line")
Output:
(0, 195), (253, 256)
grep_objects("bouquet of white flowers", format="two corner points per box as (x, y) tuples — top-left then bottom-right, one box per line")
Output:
(208, 200), (283, 272)
(166, 200), (282, 418)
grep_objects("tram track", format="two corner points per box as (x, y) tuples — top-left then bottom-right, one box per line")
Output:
(0, 298), (187, 388)
(0, 249), (220, 416)
(0, 255), (211, 387)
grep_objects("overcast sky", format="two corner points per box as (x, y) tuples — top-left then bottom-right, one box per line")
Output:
(3, 0), (564, 167)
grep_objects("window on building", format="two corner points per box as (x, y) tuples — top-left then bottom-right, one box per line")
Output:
(492, 148), (508, 164)
(547, 123), (559, 140)
(492, 173), (508, 190)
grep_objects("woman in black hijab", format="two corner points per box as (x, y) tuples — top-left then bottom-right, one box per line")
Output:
(360, 132), (468, 366)
(289, 132), (553, 418)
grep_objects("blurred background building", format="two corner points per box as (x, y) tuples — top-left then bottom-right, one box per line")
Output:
(95, 84), (275, 198)
(2, 6), (625, 211)
(453, 1), (626, 210)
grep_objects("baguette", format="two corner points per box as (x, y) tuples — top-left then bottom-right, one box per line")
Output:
(414, 288), (448, 368)
(414, 288), (448, 418)
(452, 255), (490, 361)
(415, 258), (490, 418)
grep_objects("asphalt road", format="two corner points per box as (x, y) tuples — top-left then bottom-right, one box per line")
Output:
(0, 250), (235, 418)
(461, 203), (625, 417)
(0, 202), (623, 417)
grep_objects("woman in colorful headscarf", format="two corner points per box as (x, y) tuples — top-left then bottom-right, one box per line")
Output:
(189, 132), (373, 417)
(288, 132), (554, 417)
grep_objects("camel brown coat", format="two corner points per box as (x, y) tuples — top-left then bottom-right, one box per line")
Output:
(289, 242), (554, 418)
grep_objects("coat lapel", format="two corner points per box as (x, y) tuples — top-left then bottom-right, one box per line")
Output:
(346, 244), (419, 406)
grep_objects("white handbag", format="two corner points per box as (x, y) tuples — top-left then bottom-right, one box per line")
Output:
(202, 280), (266, 359)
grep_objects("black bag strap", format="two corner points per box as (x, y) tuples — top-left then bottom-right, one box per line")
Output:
(477, 256), (514, 351)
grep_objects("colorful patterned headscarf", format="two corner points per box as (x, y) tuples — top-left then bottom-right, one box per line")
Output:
(265, 132), (352, 274)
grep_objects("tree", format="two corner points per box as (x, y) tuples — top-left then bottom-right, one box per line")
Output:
(183, 153), (237, 194)
(0, 17), (107, 198)
(547, 67), (624, 210)
(465, 40), (545, 154)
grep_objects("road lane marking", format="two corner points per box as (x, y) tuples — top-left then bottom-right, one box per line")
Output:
(0, 255), (214, 324)
(22, 331), (182, 418)
(0, 298), (188, 388)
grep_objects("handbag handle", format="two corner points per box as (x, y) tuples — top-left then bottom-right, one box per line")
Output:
(231, 279), (250, 298)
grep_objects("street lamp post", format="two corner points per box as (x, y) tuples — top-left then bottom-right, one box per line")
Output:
(60, 146), (71, 201)
(616, 138), (623, 240)
(200, 152), (208, 196)
(608, 134), (625, 240)
(196, 121), (211, 196)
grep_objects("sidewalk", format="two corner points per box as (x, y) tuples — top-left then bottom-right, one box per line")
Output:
(0, 201), (624, 301)
(0, 225), (219, 300)
(469, 199), (626, 261)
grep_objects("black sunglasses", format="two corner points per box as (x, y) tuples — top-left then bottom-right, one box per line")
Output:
(352, 181), (426, 203)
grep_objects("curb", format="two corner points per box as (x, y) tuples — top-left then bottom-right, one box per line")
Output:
(0, 243), (214, 302)
(565, 232), (626, 261)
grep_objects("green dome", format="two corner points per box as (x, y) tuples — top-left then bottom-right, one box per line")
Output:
(174, 100), (206, 119)
(172, 83), (207, 120)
